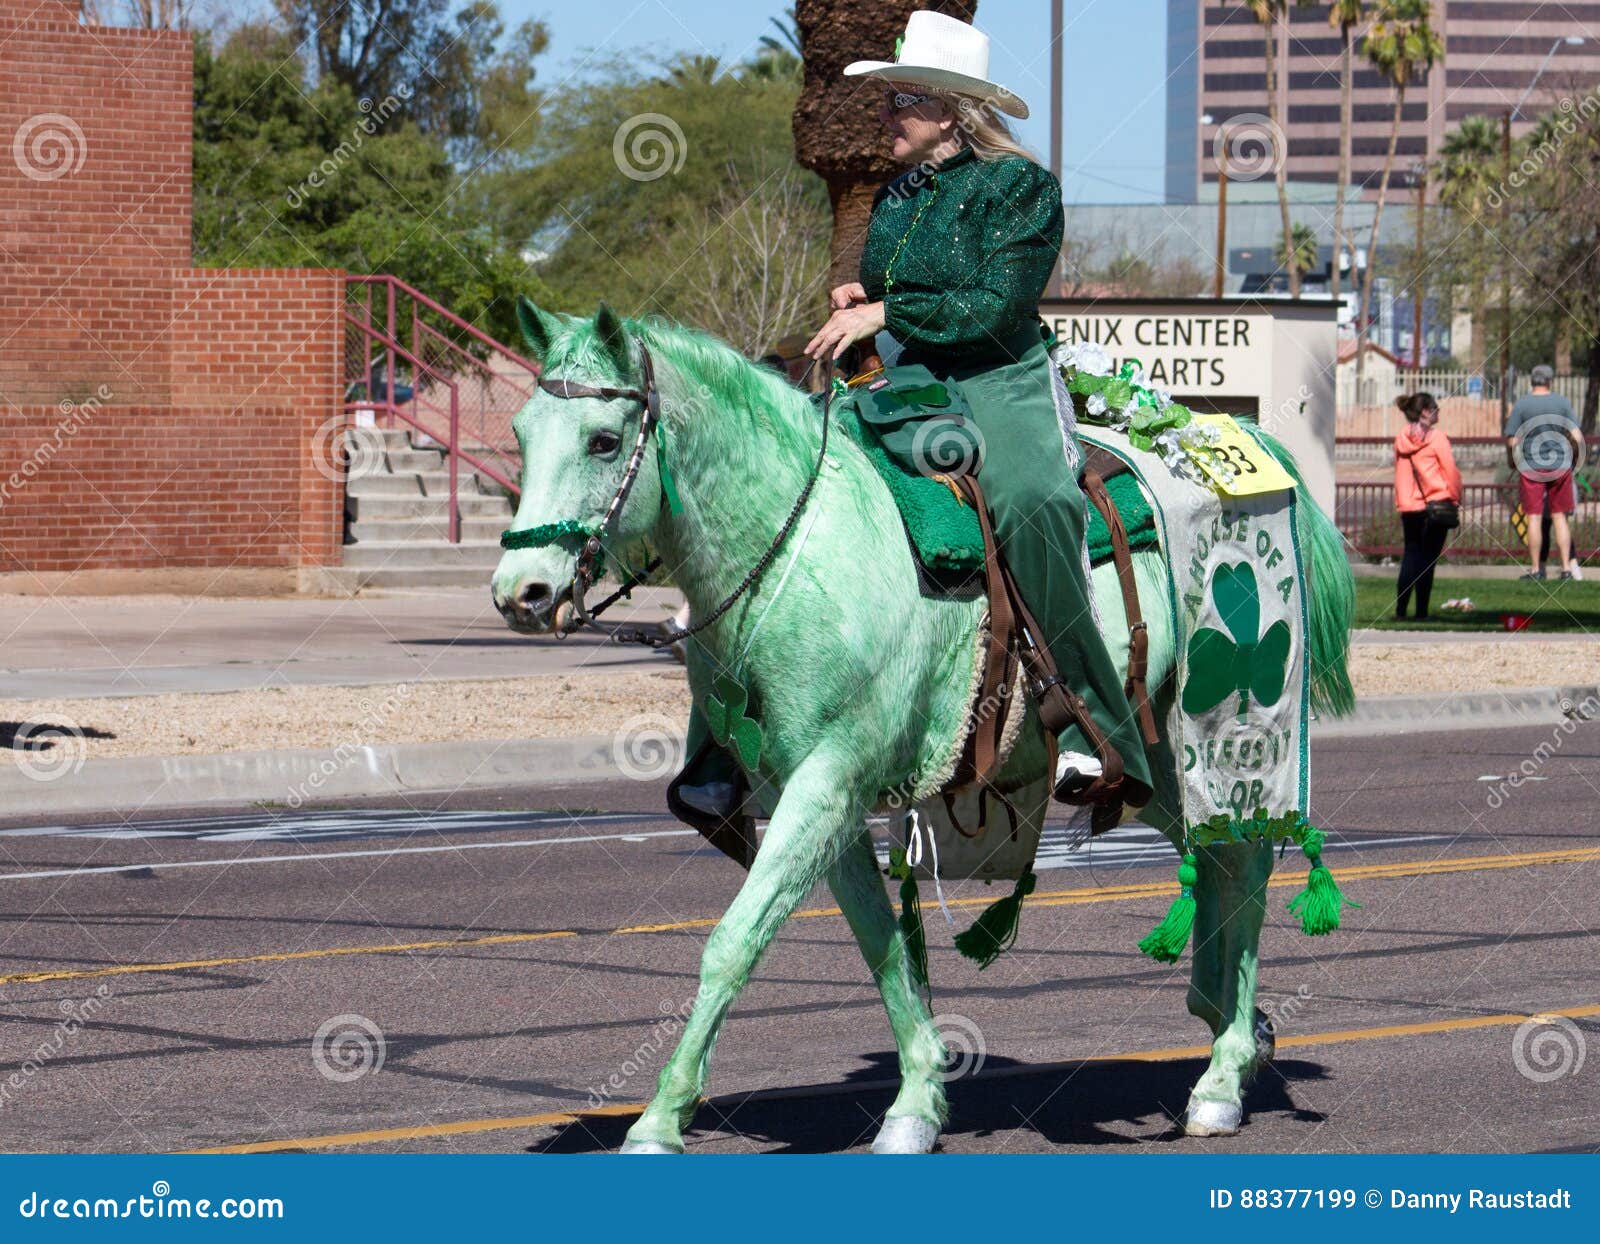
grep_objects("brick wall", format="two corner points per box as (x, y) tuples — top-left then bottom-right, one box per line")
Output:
(0, 3), (345, 580)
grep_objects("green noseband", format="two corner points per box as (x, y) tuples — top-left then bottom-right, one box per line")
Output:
(498, 519), (601, 551)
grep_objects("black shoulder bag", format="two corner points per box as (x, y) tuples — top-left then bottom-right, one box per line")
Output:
(1408, 450), (1459, 530)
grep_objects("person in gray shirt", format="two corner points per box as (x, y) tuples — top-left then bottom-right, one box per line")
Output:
(1503, 364), (1582, 579)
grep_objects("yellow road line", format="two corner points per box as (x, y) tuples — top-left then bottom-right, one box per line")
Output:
(188, 1002), (1600, 1154)
(6, 845), (1597, 988)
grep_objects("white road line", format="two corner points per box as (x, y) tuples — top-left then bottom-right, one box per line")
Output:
(0, 828), (701, 882)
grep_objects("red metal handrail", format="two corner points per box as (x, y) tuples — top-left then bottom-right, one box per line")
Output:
(343, 315), (521, 543)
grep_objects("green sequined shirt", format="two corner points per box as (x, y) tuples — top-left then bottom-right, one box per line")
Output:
(859, 146), (1065, 363)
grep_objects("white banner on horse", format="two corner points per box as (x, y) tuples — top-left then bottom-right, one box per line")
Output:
(1078, 426), (1310, 832)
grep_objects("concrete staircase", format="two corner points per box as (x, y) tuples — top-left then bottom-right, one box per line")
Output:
(326, 427), (515, 592)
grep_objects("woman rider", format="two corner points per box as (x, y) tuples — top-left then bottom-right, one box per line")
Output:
(803, 10), (1152, 813)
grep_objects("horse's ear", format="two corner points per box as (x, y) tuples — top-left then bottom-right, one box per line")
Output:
(516, 295), (559, 360)
(594, 302), (629, 369)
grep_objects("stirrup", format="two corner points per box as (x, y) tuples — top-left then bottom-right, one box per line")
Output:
(676, 781), (741, 818)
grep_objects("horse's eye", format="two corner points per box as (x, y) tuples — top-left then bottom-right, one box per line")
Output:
(588, 430), (622, 456)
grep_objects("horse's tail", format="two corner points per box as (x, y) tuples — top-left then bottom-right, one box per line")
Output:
(1242, 424), (1357, 718)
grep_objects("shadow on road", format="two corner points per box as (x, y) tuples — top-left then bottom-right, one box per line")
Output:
(534, 1052), (1329, 1153)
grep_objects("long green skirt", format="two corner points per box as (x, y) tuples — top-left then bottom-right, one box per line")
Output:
(903, 326), (1153, 800)
(676, 327), (1153, 823)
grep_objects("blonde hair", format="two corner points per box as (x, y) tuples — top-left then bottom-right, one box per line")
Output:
(942, 92), (1038, 164)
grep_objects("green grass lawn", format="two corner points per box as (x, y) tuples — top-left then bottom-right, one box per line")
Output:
(1354, 574), (1600, 632)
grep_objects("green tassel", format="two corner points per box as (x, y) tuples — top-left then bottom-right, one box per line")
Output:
(954, 872), (1036, 969)
(1286, 831), (1359, 936)
(886, 848), (929, 990)
(1138, 852), (1198, 963)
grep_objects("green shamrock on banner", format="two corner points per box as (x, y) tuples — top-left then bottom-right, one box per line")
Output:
(1181, 562), (1291, 716)
(705, 671), (763, 773)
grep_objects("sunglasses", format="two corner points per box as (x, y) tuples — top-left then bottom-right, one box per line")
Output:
(885, 89), (933, 112)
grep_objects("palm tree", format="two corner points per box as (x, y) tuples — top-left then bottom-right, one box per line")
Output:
(1276, 222), (1319, 288)
(1435, 115), (1500, 374)
(1327, 1), (1368, 306)
(1240, 1), (1309, 296)
(1356, 0), (1444, 391)
(794, 1), (978, 287)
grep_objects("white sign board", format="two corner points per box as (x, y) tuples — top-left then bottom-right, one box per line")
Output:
(1042, 310), (1274, 397)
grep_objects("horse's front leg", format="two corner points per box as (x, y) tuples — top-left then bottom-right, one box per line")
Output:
(622, 746), (867, 1154)
(1184, 836), (1274, 1137)
(826, 826), (947, 1153)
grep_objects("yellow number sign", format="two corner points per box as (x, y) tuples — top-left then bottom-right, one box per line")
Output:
(1190, 414), (1297, 497)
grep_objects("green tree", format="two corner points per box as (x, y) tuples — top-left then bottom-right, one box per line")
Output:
(1435, 115), (1500, 374)
(191, 25), (540, 345)
(486, 52), (828, 346)
(1275, 222), (1319, 286)
(1357, 0), (1443, 389)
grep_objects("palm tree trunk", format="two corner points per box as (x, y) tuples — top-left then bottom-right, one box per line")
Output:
(1265, 17), (1299, 297)
(1357, 83), (1406, 394)
(1331, 25), (1352, 304)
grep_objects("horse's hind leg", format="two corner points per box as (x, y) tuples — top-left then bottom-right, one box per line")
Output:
(622, 749), (866, 1154)
(826, 826), (946, 1153)
(1183, 837), (1274, 1137)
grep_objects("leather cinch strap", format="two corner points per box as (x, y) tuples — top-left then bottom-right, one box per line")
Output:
(1081, 467), (1161, 747)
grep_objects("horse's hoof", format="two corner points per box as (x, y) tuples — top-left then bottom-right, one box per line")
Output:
(618, 1139), (684, 1154)
(1185, 1098), (1243, 1137)
(871, 1114), (940, 1154)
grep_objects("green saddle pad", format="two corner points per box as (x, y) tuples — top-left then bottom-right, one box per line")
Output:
(855, 430), (1159, 576)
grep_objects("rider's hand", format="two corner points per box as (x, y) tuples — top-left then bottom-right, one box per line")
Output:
(830, 282), (867, 310)
(805, 301), (886, 361)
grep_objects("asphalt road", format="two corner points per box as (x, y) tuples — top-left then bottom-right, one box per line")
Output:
(0, 724), (1594, 1155)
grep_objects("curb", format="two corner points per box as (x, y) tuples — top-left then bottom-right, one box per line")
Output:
(4, 686), (1596, 820)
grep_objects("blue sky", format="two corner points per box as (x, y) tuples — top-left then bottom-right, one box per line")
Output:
(499, 0), (1169, 204)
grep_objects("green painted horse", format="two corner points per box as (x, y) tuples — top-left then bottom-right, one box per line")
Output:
(491, 299), (1355, 1154)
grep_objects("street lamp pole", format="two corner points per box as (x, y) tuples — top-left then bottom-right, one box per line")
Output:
(1500, 35), (1583, 418)
(1050, 0), (1064, 294)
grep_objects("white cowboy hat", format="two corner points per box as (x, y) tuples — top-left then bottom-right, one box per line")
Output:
(844, 11), (1029, 120)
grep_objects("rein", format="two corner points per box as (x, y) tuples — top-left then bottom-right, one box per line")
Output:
(501, 341), (834, 649)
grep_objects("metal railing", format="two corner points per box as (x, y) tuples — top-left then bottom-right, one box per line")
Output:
(1337, 369), (1590, 438)
(343, 275), (534, 541)
(1336, 477), (1599, 561)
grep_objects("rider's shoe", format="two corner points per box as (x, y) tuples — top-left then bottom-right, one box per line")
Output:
(1052, 751), (1103, 801)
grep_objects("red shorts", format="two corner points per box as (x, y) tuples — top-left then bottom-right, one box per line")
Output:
(1520, 471), (1576, 515)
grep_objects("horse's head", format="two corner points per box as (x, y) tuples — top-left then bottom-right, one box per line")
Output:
(492, 298), (665, 633)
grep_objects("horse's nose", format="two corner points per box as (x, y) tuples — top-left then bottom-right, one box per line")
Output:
(518, 581), (555, 618)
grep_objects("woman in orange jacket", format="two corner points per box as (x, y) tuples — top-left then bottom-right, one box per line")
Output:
(1393, 392), (1463, 619)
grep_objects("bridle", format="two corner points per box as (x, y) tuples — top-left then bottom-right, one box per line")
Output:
(500, 339), (833, 649)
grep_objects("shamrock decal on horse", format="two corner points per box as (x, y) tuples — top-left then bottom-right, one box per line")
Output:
(1181, 562), (1291, 716)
